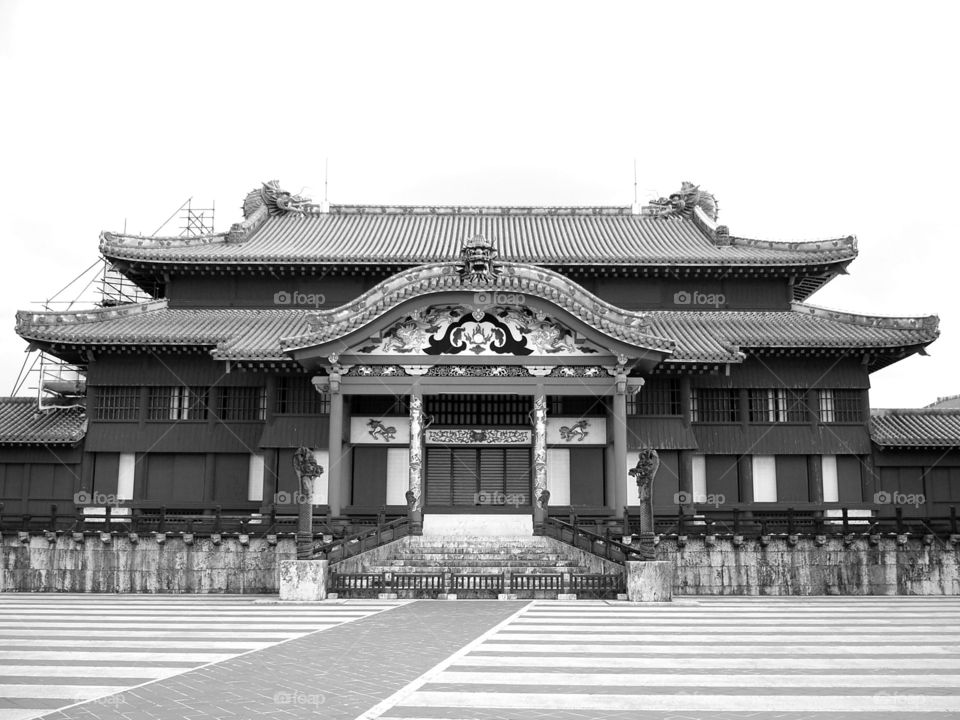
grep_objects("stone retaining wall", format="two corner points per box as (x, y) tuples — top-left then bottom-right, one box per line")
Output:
(3, 532), (959, 595)
(0, 533), (296, 593)
(657, 535), (960, 595)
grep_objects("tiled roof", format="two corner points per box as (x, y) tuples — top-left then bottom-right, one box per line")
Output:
(100, 205), (857, 268)
(653, 304), (939, 363)
(926, 394), (960, 409)
(0, 397), (87, 445)
(16, 301), (938, 368)
(871, 409), (960, 448)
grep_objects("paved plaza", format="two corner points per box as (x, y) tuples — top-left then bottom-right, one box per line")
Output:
(0, 595), (958, 719)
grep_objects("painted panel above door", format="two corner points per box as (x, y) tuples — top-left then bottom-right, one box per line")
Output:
(547, 417), (607, 445)
(349, 416), (410, 445)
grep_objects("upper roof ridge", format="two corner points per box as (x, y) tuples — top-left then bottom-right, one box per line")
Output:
(16, 299), (168, 328)
(791, 302), (940, 332)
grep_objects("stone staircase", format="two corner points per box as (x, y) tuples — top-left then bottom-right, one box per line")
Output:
(329, 535), (624, 599)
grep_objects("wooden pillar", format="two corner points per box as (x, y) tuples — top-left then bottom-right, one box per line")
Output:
(679, 449), (695, 515)
(737, 454), (754, 506)
(612, 390), (628, 520)
(327, 390), (344, 518)
(807, 455), (824, 505)
(680, 376), (692, 428)
(861, 453), (877, 504)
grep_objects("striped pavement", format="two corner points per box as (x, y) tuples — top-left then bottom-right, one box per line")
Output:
(0, 594), (404, 720)
(369, 597), (960, 720)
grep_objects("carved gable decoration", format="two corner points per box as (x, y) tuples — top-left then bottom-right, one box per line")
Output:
(354, 305), (601, 357)
(456, 235), (500, 282)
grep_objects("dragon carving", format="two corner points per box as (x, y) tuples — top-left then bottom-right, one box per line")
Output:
(647, 182), (718, 222)
(260, 180), (311, 215)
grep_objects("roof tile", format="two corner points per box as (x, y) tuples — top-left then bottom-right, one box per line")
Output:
(0, 398), (86, 445)
(100, 206), (857, 267)
(871, 409), (960, 448)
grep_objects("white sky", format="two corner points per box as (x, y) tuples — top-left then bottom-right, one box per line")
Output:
(0, 0), (957, 408)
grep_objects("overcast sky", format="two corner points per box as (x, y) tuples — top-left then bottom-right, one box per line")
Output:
(1, 0), (957, 408)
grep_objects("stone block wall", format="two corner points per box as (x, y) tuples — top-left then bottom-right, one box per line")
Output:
(4, 532), (959, 595)
(657, 535), (960, 595)
(0, 534), (296, 593)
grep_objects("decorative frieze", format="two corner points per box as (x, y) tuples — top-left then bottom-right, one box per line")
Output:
(425, 428), (532, 445)
(346, 365), (408, 377)
(425, 365), (530, 377)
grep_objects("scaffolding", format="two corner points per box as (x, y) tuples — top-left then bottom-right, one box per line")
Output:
(180, 198), (215, 237)
(13, 196), (215, 407)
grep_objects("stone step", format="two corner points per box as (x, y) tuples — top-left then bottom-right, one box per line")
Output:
(392, 552), (570, 560)
(363, 566), (595, 575)
(386, 559), (579, 568)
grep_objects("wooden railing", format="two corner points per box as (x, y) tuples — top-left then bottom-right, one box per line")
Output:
(309, 515), (411, 562)
(0, 502), (340, 538)
(648, 504), (960, 539)
(542, 515), (647, 565)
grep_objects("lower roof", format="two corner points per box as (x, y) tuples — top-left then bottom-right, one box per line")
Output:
(15, 300), (938, 371)
(0, 397), (87, 445)
(871, 408), (960, 449)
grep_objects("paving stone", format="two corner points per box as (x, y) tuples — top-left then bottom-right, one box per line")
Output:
(35, 600), (526, 720)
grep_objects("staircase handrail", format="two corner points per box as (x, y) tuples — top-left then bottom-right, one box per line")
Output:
(310, 516), (410, 560)
(543, 516), (646, 564)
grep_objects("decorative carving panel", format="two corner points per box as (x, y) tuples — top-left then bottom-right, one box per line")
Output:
(348, 416), (410, 445)
(355, 305), (601, 358)
(546, 417), (607, 445)
(425, 428), (532, 445)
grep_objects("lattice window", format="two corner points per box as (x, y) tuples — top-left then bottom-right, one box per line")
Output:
(748, 389), (807, 423)
(218, 386), (266, 421)
(819, 389), (863, 423)
(690, 388), (739, 423)
(549, 396), (607, 416)
(274, 376), (329, 415)
(627, 378), (681, 416)
(426, 395), (530, 426)
(146, 386), (208, 421)
(352, 395), (409, 416)
(94, 386), (140, 421)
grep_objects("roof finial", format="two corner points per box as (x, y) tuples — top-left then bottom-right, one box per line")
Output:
(631, 159), (640, 215)
(322, 158), (330, 213)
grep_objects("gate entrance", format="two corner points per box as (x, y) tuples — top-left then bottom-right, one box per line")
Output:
(422, 394), (533, 510)
(424, 446), (532, 508)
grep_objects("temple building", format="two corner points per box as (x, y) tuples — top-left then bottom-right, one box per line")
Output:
(0, 180), (953, 537)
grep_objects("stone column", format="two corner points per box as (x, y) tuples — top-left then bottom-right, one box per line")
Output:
(407, 390), (424, 535)
(293, 447), (323, 559)
(532, 388), (548, 534)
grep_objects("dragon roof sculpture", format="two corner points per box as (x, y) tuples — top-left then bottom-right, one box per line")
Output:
(257, 180), (312, 215)
(645, 181), (719, 222)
